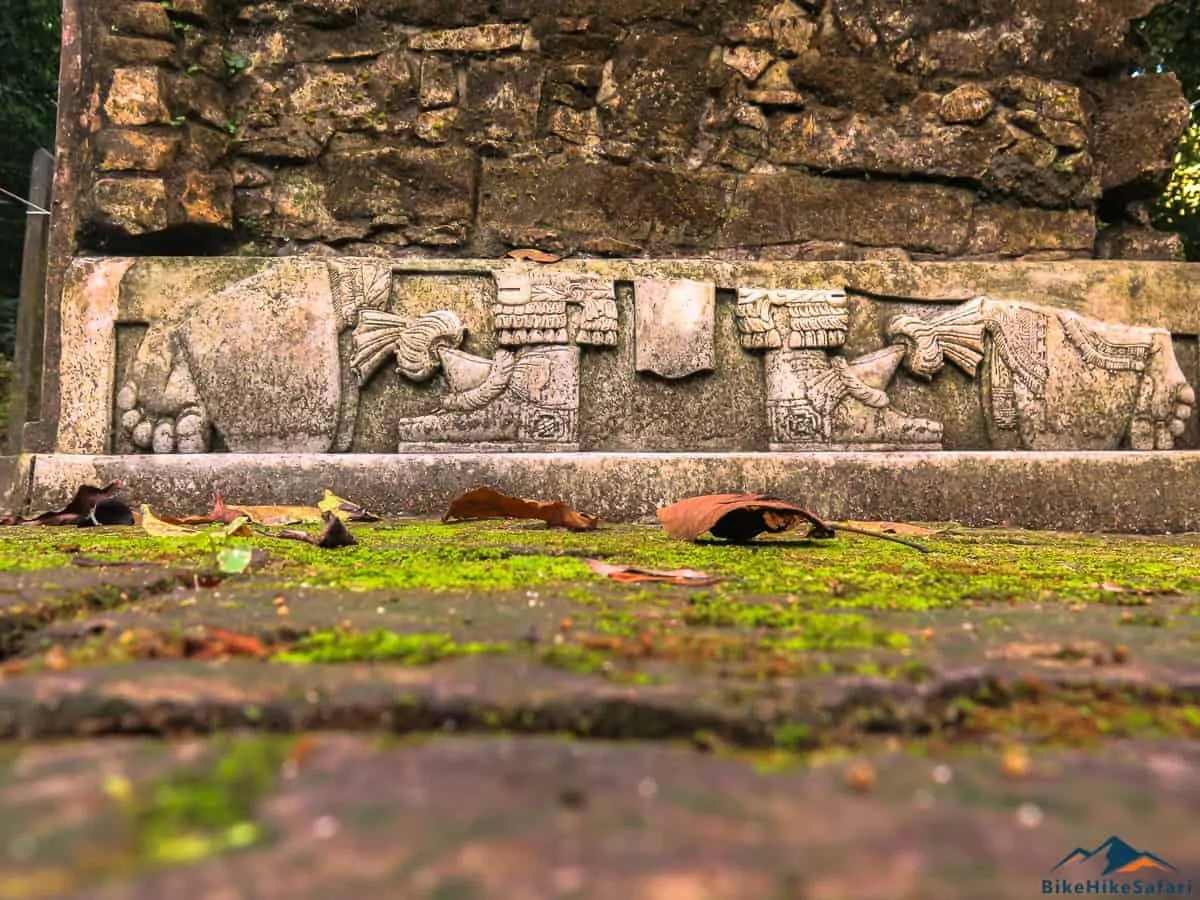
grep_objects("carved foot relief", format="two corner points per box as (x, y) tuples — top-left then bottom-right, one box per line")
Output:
(106, 260), (1195, 455)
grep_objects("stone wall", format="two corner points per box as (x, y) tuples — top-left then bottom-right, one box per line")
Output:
(73, 0), (1191, 261)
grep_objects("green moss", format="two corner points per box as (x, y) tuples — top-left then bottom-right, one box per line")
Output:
(275, 629), (511, 665)
(109, 736), (290, 867)
(773, 722), (816, 751)
(539, 644), (611, 674)
(689, 597), (910, 650)
(5, 521), (1200, 611)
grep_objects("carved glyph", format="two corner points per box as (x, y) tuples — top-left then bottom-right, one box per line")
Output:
(494, 271), (618, 347)
(115, 259), (393, 455)
(633, 279), (716, 379)
(736, 287), (942, 450)
(351, 307), (584, 449)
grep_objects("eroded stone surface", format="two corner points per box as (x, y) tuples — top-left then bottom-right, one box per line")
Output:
(3, 735), (1199, 900)
(62, 0), (1185, 257)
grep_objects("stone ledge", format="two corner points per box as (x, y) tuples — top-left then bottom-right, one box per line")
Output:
(4, 451), (1198, 533)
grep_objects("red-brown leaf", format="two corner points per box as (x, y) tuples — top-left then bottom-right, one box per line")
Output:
(187, 626), (268, 660)
(656, 493), (829, 543)
(443, 487), (598, 532)
(585, 559), (721, 586)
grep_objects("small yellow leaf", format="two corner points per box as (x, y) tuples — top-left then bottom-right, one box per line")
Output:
(220, 516), (254, 538)
(317, 489), (380, 523)
(141, 505), (201, 537)
(232, 505), (322, 526)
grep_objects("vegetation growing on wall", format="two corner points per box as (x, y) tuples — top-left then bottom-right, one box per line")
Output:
(1140, 0), (1200, 259)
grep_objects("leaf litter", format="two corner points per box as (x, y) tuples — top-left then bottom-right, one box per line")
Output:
(0, 482), (134, 527)
(443, 487), (599, 532)
(657, 493), (930, 552)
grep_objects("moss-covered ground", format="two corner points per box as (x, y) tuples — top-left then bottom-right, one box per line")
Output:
(1, 519), (1199, 898)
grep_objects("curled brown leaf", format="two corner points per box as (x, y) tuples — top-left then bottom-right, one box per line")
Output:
(656, 493), (829, 543)
(443, 487), (598, 532)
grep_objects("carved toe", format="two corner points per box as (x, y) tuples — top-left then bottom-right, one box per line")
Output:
(152, 420), (176, 454)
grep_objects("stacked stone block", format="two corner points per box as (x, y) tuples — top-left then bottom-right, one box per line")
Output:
(89, 0), (234, 242)
(72, 0), (1190, 261)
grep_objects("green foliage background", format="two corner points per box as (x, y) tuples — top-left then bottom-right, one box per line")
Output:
(0, 0), (61, 356)
(0, 2), (1195, 360)
(1139, 0), (1200, 259)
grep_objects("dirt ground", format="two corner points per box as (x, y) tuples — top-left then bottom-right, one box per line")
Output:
(1, 518), (1198, 899)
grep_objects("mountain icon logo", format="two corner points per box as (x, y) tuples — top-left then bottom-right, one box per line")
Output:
(1052, 836), (1178, 876)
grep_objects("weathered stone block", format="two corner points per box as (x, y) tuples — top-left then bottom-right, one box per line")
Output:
(787, 55), (919, 113)
(165, 73), (230, 129)
(107, 2), (175, 40)
(321, 143), (475, 231)
(288, 65), (379, 120)
(265, 169), (366, 242)
(175, 171), (234, 228)
(419, 57), (458, 109)
(1091, 73), (1192, 200)
(967, 206), (1096, 257)
(462, 57), (544, 147)
(828, 0), (1160, 80)
(100, 35), (178, 66)
(1094, 226), (1185, 261)
(769, 109), (1013, 183)
(367, 50), (418, 108)
(94, 129), (181, 172)
(169, 0), (217, 22)
(104, 67), (171, 126)
(722, 174), (975, 254)
(180, 122), (231, 167)
(411, 24), (529, 53)
(91, 178), (169, 235)
(939, 84), (995, 124)
(604, 28), (715, 157)
(478, 157), (735, 252)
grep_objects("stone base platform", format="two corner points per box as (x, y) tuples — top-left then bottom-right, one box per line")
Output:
(1, 451), (1196, 533)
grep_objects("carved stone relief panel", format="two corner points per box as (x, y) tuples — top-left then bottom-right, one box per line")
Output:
(79, 258), (1196, 456)
(887, 297), (1196, 451)
(351, 271), (620, 451)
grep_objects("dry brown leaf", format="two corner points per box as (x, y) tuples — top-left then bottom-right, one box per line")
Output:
(506, 248), (563, 263)
(844, 761), (877, 793)
(180, 491), (322, 526)
(837, 520), (942, 537)
(443, 487), (598, 532)
(141, 505), (202, 537)
(585, 559), (721, 586)
(277, 511), (358, 548)
(656, 493), (829, 543)
(2, 482), (133, 527)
